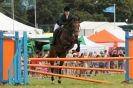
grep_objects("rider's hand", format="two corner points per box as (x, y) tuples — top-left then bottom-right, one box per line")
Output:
(61, 25), (64, 28)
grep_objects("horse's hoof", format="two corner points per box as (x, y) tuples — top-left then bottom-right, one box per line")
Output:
(121, 80), (129, 84)
(51, 81), (55, 84)
(58, 80), (61, 84)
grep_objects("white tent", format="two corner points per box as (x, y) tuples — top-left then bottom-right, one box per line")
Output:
(29, 33), (53, 42)
(104, 29), (125, 41)
(73, 36), (106, 52)
(80, 21), (108, 30)
(80, 21), (127, 31)
(0, 12), (43, 36)
(104, 29), (125, 47)
(94, 27), (125, 47)
(80, 21), (127, 37)
(80, 21), (126, 47)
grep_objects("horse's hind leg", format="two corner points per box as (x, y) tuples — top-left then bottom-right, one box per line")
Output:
(47, 47), (57, 84)
(58, 61), (64, 84)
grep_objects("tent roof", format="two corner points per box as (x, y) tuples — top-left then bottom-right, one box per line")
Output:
(80, 21), (127, 30)
(29, 33), (53, 42)
(80, 21), (108, 30)
(29, 33), (53, 38)
(88, 30), (124, 43)
(0, 12), (42, 35)
(105, 29), (125, 41)
(79, 36), (105, 47)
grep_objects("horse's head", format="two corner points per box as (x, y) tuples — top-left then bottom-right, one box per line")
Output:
(64, 16), (80, 37)
(69, 16), (80, 34)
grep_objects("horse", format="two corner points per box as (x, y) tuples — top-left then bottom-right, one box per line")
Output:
(47, 16), (80, 84)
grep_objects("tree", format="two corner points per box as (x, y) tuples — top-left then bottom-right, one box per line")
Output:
(27, 0), (65, 27)
(0, 0), (30, 26)
(1, 0), (133, 30)
(0, 0), (4, 3)
(71, 0), (108, 21)
(126, 0), (133, 23)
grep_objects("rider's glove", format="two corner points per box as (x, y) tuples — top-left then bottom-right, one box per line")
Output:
(61, 25), (64, 28)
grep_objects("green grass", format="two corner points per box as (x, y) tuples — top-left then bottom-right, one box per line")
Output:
(1, 73), (133, 88)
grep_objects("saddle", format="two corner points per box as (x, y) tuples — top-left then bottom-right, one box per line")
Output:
(55, 28), (62, 40)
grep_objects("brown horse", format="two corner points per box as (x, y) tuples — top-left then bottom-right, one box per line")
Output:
(47, 16), (80, 84)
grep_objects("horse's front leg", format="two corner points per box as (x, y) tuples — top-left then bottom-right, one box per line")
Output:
(58, 61), (64, 84)
(76, 39), (80, 52)
(50, 61), (55, 84)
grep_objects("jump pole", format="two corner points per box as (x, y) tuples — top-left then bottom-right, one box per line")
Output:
(28, 69), (110, 84)
(28, 64), (125, 72)
(29, 57), (132, 61)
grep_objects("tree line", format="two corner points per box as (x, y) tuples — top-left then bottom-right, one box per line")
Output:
(0, 0), (133, 31)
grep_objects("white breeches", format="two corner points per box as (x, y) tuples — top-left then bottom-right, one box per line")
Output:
(54, 23), (60, 31)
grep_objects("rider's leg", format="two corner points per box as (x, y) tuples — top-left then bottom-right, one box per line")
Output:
(51, 24), (60, 45)
(54, 24), (60, 31)
(52, 30), (58, 45)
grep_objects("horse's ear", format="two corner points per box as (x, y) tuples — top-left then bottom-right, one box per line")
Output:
(72, 16), (80, 22)
(76, 16), (80, 21)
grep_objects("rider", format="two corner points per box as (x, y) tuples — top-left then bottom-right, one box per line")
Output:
(51, 6), (73, 45)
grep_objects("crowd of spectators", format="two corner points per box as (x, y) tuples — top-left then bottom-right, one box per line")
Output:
(29, 48), (125, 78)
(64, 49), (125, 76)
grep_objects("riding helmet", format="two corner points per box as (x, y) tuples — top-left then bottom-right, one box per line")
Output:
(64, 6), (70, 11)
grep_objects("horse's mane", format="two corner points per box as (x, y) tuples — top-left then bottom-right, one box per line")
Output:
(65, 16), (80, 26)
(63, 16), (80, 32)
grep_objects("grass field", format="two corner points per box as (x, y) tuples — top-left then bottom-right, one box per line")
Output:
(1, 73), (133, 88)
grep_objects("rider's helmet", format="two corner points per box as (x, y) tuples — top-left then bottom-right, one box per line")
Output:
(64, 6), (70, 11)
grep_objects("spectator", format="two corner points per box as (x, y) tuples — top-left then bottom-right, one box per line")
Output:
(79, 53), (87, 77)
(110, 50), (119, 69)
(118, 50), (125, 69)
(89, 54), (99, 76)
(104, 50), (110, 74)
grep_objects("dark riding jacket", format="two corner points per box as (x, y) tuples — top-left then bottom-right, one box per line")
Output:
(57, 14), (73, 26)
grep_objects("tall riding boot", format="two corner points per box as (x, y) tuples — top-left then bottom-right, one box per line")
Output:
(51, 29), (59, 45)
